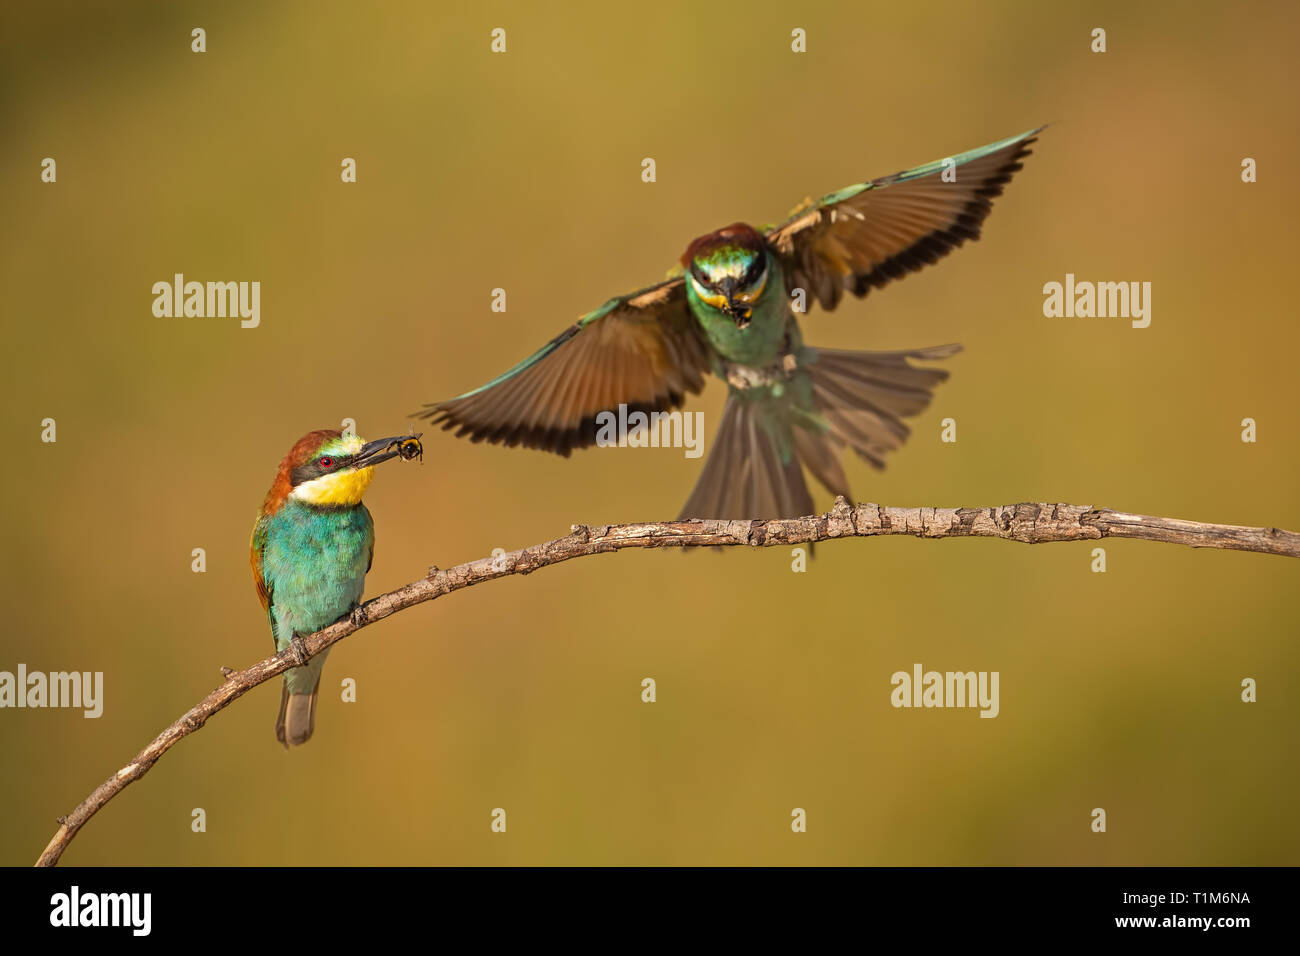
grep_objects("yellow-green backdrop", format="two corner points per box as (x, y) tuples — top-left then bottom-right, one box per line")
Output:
(2, 0), (1296, 865)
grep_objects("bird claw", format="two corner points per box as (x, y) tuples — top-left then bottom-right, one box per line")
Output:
(350, 605), (366, 626)
(288, 634), (310, 667)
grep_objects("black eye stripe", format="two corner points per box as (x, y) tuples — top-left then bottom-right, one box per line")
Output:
(694, 252), (766, 290)
(290, 453), (353, 486)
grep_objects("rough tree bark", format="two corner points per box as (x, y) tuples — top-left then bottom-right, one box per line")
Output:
(34, 500), (1299, 866)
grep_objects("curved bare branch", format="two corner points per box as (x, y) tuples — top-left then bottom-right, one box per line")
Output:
(35, 499), (1298, 866)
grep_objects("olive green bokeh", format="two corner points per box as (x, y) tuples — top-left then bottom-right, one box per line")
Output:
(2, 1), (1296, 865)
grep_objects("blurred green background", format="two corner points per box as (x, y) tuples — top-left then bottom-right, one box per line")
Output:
(2, 0), (1296, 865)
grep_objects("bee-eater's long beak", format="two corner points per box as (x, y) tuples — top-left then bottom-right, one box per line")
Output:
(719, 278), (753, 328)
(352, 434), (423, 468)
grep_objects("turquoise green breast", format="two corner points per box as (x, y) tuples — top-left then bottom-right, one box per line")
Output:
(260, 499), (374, 648)
(687, 256), (790, 365)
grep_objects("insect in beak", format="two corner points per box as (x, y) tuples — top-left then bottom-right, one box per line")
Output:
(352, 433), (424, 468)
(394, 437), (424, 462)
(719, 278), (753, 327)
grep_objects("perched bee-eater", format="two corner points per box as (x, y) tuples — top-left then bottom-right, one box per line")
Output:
(250, 429), (418, 748)
(419, 128), (1042, 519)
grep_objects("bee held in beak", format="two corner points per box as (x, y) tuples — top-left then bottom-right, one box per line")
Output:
(719, 277), (753, 327)
(353, 433), (424, 468)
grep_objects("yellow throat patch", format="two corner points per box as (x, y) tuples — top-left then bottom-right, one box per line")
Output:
(290, 434), (375, 506)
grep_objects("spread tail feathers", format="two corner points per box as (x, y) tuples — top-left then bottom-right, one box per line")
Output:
(679, 343), (958, 519)
(679, 395), (813, 520)
(276, 683), (320, 749)
(804, 343), (958, 471)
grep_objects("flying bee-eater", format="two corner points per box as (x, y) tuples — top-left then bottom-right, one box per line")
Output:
(418, 128), (1043, 519)
(250, 429), (420, 748)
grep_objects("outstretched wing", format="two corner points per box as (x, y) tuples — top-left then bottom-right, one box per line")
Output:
(765, 127), (1042, 312)
(416, 277), (712, 456)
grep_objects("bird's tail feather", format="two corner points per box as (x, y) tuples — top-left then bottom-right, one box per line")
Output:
(803, 343), (958, 472)
(678, 343), (958, 520)
(679, 393), (814, 520)
(275, 683), (319, 749)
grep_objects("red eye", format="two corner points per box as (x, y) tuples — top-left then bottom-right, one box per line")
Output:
(319, 457), (334, 468)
